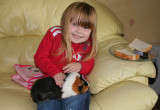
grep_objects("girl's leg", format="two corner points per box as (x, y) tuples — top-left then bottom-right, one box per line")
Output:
(37, 99), (61, 110)
(61, 90), (90, 110)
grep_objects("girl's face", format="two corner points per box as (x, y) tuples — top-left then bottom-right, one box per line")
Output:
(69, 19), (92, 44)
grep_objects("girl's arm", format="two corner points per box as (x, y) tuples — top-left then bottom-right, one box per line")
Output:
(63, 41), (95, 76)
(63, 58), (94, 76)
(79, 41), (95, 75)
(79, 58), (94, 75)
(34, 29), (62, 78)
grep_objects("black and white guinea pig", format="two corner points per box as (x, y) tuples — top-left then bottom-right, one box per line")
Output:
(31, 72), (90, 103)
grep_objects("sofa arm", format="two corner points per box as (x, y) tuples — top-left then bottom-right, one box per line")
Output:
(87, 36), (156, 94)
(90, 81), (158, 110)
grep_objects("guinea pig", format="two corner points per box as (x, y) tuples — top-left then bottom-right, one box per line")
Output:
(31, 72), (90, 103)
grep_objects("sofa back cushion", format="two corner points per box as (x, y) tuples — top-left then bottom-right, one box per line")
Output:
(0, 0), (124, 73)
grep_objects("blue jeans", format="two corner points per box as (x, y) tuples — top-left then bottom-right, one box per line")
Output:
(37, 91), (90, 110)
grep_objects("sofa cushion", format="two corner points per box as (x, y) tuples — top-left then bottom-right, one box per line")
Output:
(0, 36), (41, 73)
(0, 0), (124, 39)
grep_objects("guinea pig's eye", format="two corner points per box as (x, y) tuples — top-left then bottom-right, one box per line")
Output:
(34, 70), (40, 72)
(28, 67), (32, 70)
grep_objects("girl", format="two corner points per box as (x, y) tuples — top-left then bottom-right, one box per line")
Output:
(34, 2), (97, 110)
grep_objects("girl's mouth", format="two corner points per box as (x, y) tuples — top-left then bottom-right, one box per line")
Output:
(72, 34), (82, 39)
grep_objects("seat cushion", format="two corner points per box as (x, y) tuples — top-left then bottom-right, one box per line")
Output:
(1, 72), (157, 110)
(90, 81), (158, 110)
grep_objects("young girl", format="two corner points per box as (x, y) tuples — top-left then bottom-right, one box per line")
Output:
(34, 2), (97, 110)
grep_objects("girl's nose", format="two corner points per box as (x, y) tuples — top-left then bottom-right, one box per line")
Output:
(76, 26), (82, 33)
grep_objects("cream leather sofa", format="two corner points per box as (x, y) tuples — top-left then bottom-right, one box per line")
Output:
(0, 0), (158, 110)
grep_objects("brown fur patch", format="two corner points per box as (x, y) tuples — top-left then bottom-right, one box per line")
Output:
(72, 75), (90, 94)
(82, 86), (89, 93)
(72, 76), (81, 94)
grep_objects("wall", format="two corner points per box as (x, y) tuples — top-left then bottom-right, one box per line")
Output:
(96, 0), (160, 45)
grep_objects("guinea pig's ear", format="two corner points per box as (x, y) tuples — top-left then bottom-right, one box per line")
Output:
(77, 80), (84, 86)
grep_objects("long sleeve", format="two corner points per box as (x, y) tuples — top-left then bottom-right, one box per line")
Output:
(78, 40), (95, 76)
(34, 28), (62, 78)
(79, 57), (94, 75)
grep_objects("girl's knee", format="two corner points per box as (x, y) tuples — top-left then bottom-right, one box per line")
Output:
(37, 99), (60, 110)
(72, 90), (90, 101)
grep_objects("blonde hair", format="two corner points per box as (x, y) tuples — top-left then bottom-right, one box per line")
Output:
(59, 2), (97, 63)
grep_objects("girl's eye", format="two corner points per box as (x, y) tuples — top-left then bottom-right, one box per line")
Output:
(72, 23), (77, 26)
(83, 27), (88, 29)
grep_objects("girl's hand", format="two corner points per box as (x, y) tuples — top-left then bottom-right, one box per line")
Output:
(63, 62), (82, 73)
(53, 72), (66, 88)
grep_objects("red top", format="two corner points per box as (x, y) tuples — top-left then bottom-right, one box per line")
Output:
(34, 26), (94, 78)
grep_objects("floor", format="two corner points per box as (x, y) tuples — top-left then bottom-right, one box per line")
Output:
(149, 46), (160, 95)
(150, 46), (160, 110)
(153, 95), (160, 110)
